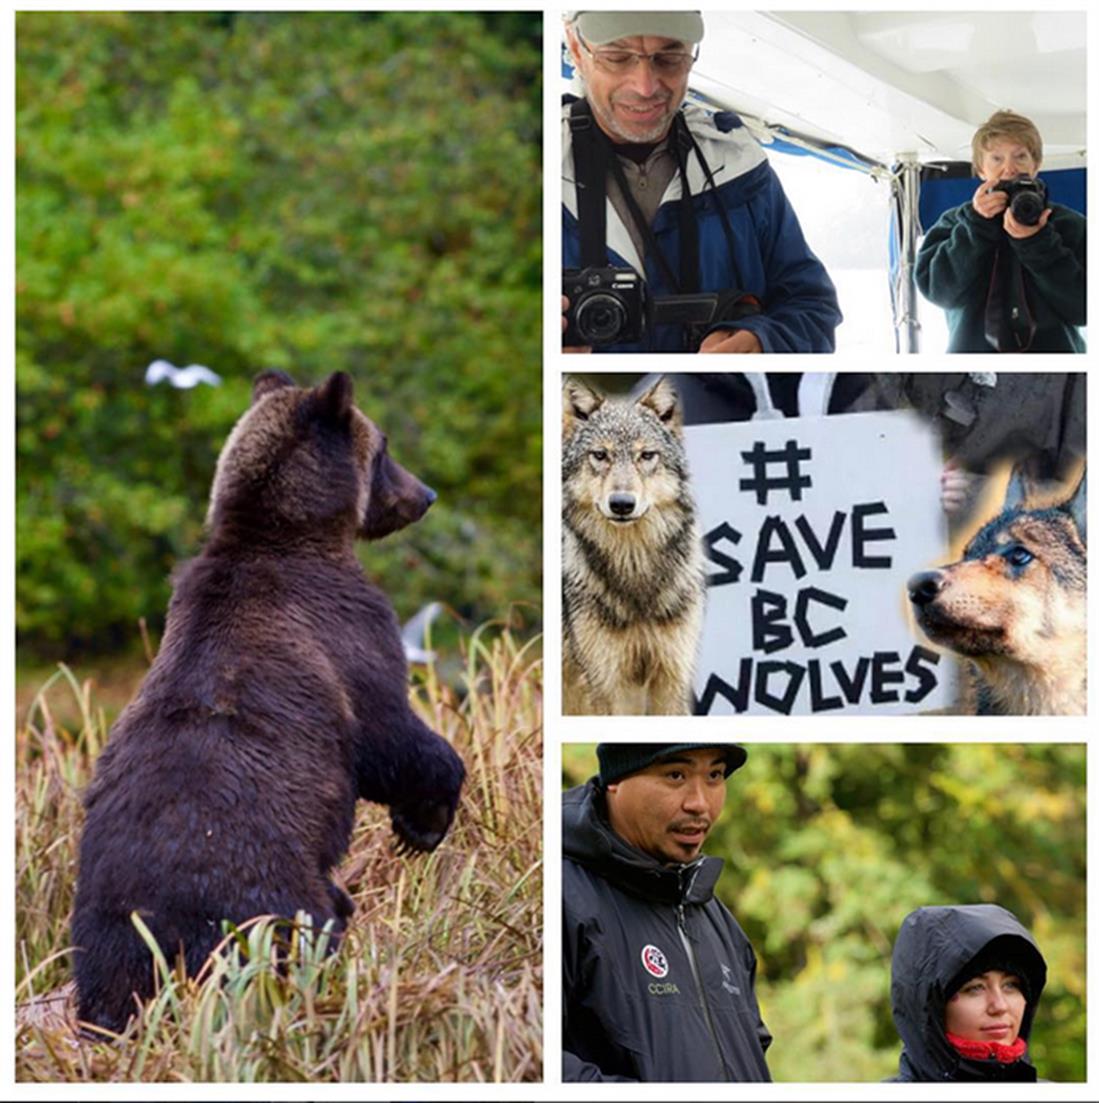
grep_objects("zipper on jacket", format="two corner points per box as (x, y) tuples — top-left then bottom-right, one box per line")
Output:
(676, 869), (733, 1081)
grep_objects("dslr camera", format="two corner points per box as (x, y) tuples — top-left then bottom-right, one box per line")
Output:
(563, 267), (646, 347)
(563, 266), (760, 349)
(992, 176), (1048, 227)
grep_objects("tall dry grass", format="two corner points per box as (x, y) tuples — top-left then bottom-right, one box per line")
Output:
(15, 622), (542, 1082)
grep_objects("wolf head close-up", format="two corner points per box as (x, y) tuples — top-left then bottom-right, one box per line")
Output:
(908, 466), (1087, 715)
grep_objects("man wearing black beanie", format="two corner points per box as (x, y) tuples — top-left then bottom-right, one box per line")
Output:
(562, 743), (772, 1082)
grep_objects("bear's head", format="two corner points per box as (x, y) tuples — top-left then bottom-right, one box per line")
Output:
(208, 371), (435, 546)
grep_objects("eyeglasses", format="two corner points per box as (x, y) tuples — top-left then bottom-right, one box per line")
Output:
(576, 33), (698, 76)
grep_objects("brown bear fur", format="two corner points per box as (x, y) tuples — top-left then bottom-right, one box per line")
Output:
(71, 370), (465, 1034)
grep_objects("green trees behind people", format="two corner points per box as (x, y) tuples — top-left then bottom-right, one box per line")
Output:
(17, 11), (541, 658)
(562, 743), (1086, 1082)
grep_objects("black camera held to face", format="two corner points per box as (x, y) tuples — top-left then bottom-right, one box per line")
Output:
(563, 266), (761, 350)
(992, 176), (1048, 227)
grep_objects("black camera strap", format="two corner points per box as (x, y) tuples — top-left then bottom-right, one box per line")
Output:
(568, 100), (610, 270)
(568, 98), (697, 294)
(605, 137), (693, 292)
(984, 243), (1036, 352)
(679, 119), (746, 292)
(667, 116), (700, 293)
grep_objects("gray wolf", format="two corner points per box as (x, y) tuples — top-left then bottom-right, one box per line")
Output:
(72, 370), (465, 1033)
(562, 376), (704, 714)
(907, 466), (1086, 714)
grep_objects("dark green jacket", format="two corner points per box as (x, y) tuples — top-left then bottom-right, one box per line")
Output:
(916, 201), (1086, 353)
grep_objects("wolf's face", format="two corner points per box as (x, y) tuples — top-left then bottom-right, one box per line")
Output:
(562, 377), (691, 528)
(908, 501), (1086, 664)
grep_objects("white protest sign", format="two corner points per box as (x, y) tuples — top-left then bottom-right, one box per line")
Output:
(684, 410), (951, 715)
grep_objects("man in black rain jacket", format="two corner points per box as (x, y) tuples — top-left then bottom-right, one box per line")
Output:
(563, 743), (772, 1081)
(890, 904), (1047, 1081)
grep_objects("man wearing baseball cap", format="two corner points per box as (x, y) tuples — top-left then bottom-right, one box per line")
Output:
(563, 744), (772, 1081)
(562, 10), (840, 353)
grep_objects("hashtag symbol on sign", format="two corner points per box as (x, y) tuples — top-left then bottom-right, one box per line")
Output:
(739, 440), (813, 505)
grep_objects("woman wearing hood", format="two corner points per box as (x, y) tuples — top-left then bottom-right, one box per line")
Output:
(890, 904), (1047, 1081)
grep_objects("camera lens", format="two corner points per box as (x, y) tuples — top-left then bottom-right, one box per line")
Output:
(1011, 190), (1043, 227)
(575, 293), (627, 344)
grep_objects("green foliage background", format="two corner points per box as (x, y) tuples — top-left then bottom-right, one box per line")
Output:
(562, 743), (1086, 1082)
(17, 11), (542, 660)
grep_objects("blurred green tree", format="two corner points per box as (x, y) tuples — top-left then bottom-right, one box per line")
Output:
(562, 743), (1086, 1082)
(17, 10), (541, 659)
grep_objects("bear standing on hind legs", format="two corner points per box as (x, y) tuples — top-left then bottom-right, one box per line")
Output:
(71, 370), (465, 1035)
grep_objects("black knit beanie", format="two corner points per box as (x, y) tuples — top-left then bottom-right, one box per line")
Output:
(596, 743), (747, 787)
(945, 939), (1037, 1004)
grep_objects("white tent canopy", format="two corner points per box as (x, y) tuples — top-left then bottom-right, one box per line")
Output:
(691, 10), (1087, 171)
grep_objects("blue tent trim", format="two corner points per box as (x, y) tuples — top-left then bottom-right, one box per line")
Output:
(761, 131), (877, 173)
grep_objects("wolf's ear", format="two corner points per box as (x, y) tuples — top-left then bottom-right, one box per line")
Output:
(636, 376), (682, 433)
(315, 371), (354, 425)
(252, 370), (295, 403)
(1002, 464), (1032, 513)
(1061, 468), (1086, 545)
(563, 378), (604, 436)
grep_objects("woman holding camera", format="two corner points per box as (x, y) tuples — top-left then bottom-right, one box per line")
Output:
(915, 110), (1086, 353)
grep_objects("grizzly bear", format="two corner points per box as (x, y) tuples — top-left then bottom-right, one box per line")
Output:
(71, 370), (465, 1034)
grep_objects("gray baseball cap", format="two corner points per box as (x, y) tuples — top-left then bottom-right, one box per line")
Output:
(569, 10), (704, 47)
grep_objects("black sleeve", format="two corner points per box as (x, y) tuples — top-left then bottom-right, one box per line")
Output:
(563, 1051), (638, 1082)
(563, 895), (638, 1081)
(916, 204), (1002, 308)
(744, 926), (773, 1055)
(1010, 207), (1087, 326)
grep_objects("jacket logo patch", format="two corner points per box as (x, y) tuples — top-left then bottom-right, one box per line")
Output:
(648, 982), (680, 996)
(721, 962), (741, 995)
(640, 944), (669, 978)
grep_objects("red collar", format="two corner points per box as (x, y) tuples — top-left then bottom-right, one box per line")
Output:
(947, 1031), (1027, 1064)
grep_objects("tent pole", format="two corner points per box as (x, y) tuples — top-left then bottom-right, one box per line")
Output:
(895, 156), (922, 354)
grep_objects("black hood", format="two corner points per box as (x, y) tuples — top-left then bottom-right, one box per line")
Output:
(562, 779), (722, 906)
(891, 904), (1047, 1081)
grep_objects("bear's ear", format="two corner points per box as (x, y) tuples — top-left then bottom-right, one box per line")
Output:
(252, 370), (295, 404)
(314, 371), (354, 425)
(636, 375), (682, 433)
(563, 378), (604, 438)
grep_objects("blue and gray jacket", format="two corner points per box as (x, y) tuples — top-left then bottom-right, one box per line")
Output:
(563, 102), (842, 353)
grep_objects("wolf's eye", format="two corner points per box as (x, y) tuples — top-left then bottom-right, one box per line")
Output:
(590, 449), (608, 463)
(1005, 545), (1033, 567)
(639, 450), (658, 462)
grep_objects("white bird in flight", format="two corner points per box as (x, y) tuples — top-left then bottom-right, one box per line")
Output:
(401, 602), (443, 665)
(145, 359), (222, 389)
